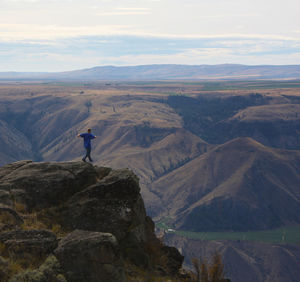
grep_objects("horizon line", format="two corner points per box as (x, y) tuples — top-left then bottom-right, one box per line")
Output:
(1, 63), (300, 74)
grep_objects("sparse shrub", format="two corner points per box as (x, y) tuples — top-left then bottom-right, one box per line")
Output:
(209, 253), (225, 282)
(0, 243), (7, 256)
(37, 207), (68, 237)
(1, 240), (64, 282)
(0, 212), (17, 226)
(9, 255), (66, 282)
(21, 213), (47, 231)
(14, 202), (27, 214)
(84, 100), (92, 113)
(192, 252), (227, 282)
(0, 256), (24, 282)
(51, 224), (63, 236)
(0, 256), (9, 281)
(56, 274), (67, 282)
(9, 269), (44, 282)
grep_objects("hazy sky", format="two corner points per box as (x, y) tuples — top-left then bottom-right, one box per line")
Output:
(1, 0), (300, 71)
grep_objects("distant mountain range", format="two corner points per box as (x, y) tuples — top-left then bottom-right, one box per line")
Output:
(1, 64), (300, 80)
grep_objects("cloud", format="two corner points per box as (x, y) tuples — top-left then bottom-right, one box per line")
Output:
(194, 13), (261, 19)
(96, 11), (150, 16)
(1, 0), (61, 2)
(1, 23), (299, 42)
(1, 33), (300, 71)
(95, 6), (151, 16)
(0, 24), (133, 41)
(95, 49), (300, 67)
(116, 7), (150, 11)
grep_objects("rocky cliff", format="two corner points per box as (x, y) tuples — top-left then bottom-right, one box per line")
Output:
(0, 161), (185, 282)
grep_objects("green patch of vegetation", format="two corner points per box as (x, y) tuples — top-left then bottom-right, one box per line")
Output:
(175, 225), (300, 245)
(198, 80), (300, 91)
(42, 82), (88, 87)
(156, 217), (174, 230)
(9, 255), (66, 282)
(119, 80), (300, 90)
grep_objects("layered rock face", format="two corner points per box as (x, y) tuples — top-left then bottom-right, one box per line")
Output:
(0, 161), (184, 282)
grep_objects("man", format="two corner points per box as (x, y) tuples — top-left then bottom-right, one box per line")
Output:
(77, 128), (96, 162)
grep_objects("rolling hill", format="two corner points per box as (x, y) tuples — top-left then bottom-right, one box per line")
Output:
(164, 234), (300, 282)
(151, 137), (300, 231)
(167, 93), (300, 150)
(0, 82), (300, 231)
(1, 64), (300, 81)
(0, 84), (209, 214)
(0, 81), (300, 282)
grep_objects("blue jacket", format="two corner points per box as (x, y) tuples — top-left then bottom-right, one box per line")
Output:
(80, 133), (96, 148)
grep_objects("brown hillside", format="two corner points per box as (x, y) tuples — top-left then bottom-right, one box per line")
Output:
(165, 234), (300, 282)
(1, 83), (300, 230)
(105, 128), (209, 216)
(230, 104), (300, 122)
(219, 103), (300, 149)
(151, 137), (300, 231)
(0, 86), (208, 218)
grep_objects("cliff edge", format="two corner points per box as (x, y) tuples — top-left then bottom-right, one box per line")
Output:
(0, 161), (185, 281)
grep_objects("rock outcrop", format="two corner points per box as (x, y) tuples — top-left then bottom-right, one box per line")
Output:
(54, 230), (124, 282)
(0, 161), (185, 281)
(0, 230), (58, 259)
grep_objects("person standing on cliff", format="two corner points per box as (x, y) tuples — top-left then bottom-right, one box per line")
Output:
(77, 128), (96, 162)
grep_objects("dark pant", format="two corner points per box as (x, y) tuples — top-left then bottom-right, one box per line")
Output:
(83, 147), (92, 161)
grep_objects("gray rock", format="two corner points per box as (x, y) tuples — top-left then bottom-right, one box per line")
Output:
(62, 169), (148, 242)
(0, 230), (58, 259)
(0, 161), (98, 210)
(0, 190), (13, 206)
(54, 230), (125, 282)
(0, 160), (32, 180)
(161, 245), (184, 275)
(94, 166), (112, 180)
(0, 205), (23, 231)
(0, 161), (184, 279)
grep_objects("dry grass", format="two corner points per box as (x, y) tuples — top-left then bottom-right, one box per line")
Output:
(13, 202), (27, 214)
(124, 260), (187, 282)
(21, 212), (47, 231)
(191, 253), (226, 282)
(0, 212), (17, 226)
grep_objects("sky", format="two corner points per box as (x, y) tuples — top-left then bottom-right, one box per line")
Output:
(0, 0), (300, 71)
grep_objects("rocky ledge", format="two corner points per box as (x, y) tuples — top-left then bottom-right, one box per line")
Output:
(0, 161), (186, 282)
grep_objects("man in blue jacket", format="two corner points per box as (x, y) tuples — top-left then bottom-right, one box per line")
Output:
(77, 128), (96, 162)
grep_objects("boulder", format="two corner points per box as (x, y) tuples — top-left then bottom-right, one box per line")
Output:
(0, 190), (13, 206)
(0, 160), (32, 180)
(0, 230), (58, 259)
(0, 205), (23, 231)
(161, 245), (184, 275)
(62, 169), (148, 242)
(54, 230), (125, 282)
(0, 161), (99, 210)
